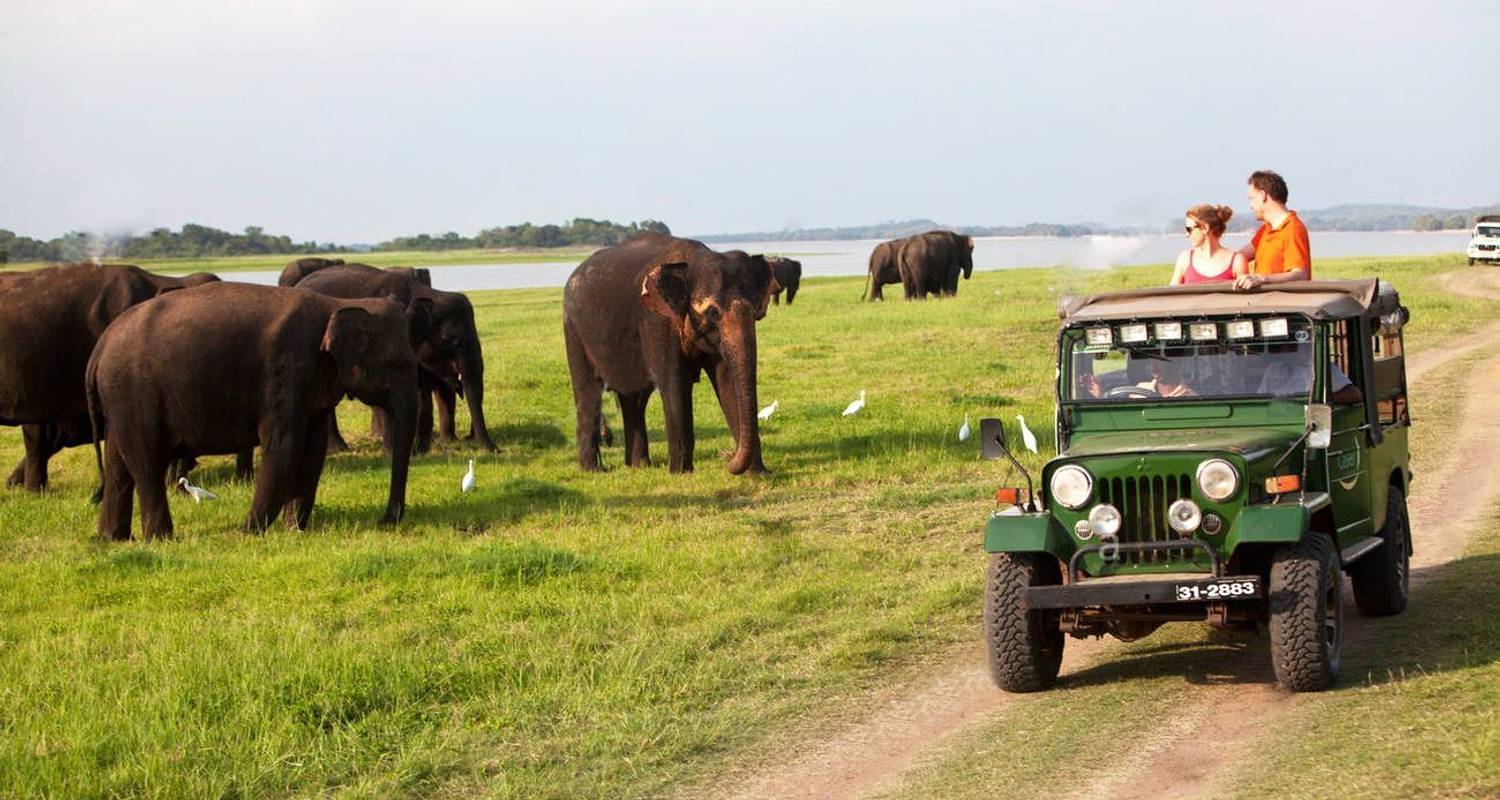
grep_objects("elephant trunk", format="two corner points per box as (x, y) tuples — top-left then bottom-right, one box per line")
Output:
(380, 382), (418, 525)
(459, 341), (496, 451)
(721, 309), (766, 475)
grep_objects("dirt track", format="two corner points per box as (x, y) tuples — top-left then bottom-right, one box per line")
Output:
(707, 269), (1500, 800)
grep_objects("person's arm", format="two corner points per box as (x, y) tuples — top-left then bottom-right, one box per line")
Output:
(1231, 252), (1249, 278)
(1237, 241), (1257, 263)
(1169, 251), (1188, 286)
(1240, 267), (1308, 287)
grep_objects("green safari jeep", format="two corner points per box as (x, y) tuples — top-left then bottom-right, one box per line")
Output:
(981, 279), (1412, 693)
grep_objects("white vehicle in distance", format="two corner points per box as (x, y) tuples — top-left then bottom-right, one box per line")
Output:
(1468, 215), (1500, 266)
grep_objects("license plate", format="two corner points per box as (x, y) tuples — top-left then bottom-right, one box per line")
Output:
(1174, 579), (1258, 601)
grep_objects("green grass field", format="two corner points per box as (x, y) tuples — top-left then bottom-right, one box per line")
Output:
(0, 255), (1490, 798)
(0, 248), (596, 275)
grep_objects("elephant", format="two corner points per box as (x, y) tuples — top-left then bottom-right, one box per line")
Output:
(276, 257), (346, 288)
(0, 263), (220, 492)
(898, 230), (974, 299)
(562, 232), (778, 474)
(863, 237), (907, 301)
(86, 282), (420, 539)
(294, 263), (495, 453)
(766, 257), (802, 305)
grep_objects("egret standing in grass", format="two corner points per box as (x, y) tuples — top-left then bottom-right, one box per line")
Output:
(758, 399), (779, 421)
(177, 477), (218, 503)
(1017, 414), (1039, 454)
(958, 413), (971, 442)
(460, 459), (476, 494)
(842, 390), (866, 417)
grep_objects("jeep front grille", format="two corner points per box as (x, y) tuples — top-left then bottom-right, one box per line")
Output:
(1096, 474), (1194, 565)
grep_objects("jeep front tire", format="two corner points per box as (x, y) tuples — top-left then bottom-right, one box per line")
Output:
(1351, 485), (1411, 616)
(984, 553), (1064, 692)
(1269, 534), (1343, 692)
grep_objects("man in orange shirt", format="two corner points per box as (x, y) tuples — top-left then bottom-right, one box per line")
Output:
(1233, 170), (1310, 290)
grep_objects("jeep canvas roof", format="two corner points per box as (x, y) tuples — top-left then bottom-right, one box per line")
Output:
(1060, 279), (1398, 323)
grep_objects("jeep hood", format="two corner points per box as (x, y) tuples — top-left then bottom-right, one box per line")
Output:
(1063, 428), (1300, 461)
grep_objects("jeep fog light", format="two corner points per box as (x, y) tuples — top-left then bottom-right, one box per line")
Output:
(1085, 327), (1113, 346)
(1088, 504), (1122, 538)
(1226, 320), (1255, 339)
(1050, 465), (1093, 509)
(1119, 324), (1148, 343)
(1259, 317), (1289, 338)
(1190, 322), (1217, 341)
(1154, 321), (1183, 340)
(1196, 458), (1239, 501)
(1168, 498), (1202, 534)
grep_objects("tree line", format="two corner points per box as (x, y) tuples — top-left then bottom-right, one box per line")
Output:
(0, 218), (672, 264)
(374, 218), (670, 251)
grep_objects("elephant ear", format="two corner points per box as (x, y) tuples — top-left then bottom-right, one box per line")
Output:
(639, 262), (691, 322)
(966, 235), (975, 250)
(406, 296), (436, 346)
(321, 307), (373, 388)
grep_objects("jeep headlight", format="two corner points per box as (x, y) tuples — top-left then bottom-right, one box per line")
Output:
(1168, 498), (1202, 534)
(1050, 465), (1093, 510)
(1088, 503), (1122, 537)
(1196, 458), (1239, 501)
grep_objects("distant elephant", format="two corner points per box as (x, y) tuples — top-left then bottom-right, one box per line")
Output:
(295, 264), (495, 453)
(276, 257), (346, 288)
(563, 233), (778, 474)
(898, 230), (974, 299)
(87, 282), (420, 539)
(766, 257), (802, 305)
(863, 238), (907, 301)
(0, 263), (221, 492)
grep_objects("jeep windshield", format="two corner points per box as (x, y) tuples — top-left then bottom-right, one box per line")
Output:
(1065, 318), (1314, 402)
(1478, 225), (1500, 238)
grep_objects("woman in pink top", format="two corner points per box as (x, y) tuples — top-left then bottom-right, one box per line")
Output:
(1169, 204), (1247, 285)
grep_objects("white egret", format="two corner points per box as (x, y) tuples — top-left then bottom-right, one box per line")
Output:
(177, 477), (218, 503)
(841, 390), (866, 417)
(757, 399), (779, 421)
(958, 413), (971, 442)
(1017, 414), (1039, 454)
(460, 459), (476, 493)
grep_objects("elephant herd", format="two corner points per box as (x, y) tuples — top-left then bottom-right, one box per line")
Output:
(862, 230), (975, 301)
(0, 258), (491, 539)
(1, 228), (975, 540)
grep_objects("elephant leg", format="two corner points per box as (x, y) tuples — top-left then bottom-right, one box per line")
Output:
(370, 406), (386, 440)
(435, 382), (458, 441)
(135, 455), (174, 540)
(20, 423), (53, 492)
(659, 371), (696, 474)
(283, 412), (330, 531)
(166, 456), (198, 483)
(99, 441), (135, 541)
(772, 292), (780, 305)
(327, 405), (350, 453)
(786, 284), (797, 305)
(599, 414), (614, 448)
(617, 390), (651, 467)
(235, 449), (254, 481)
(415, 389), (434, 455)
(5, 455), (24, 488)
(246, 434), (304, 532)
(565, 324), (604, 471)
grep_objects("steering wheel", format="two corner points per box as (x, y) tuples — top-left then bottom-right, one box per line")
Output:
(1106, 385), (1162, 399)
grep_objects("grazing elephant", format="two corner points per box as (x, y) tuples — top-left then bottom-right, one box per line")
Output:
(295, 264), (495, 453)
(766, 257), (802, 305)
(0, 263), (221, 492)
(898, 230), (974, 299)
(863, 238), (907, 301)
(86, 282), (419, 539)
(276, 257), (346, 288)
(563, 233), (778, 474)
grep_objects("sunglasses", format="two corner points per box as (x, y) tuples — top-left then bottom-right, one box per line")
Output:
(1184, 223), (1203, 234)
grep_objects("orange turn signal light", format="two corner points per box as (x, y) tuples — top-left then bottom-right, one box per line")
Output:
(1265, 475), (1301, 494)
(995, 487), (1030, 506)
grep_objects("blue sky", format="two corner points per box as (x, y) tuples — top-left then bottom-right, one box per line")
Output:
(2, 0), (1496, 242)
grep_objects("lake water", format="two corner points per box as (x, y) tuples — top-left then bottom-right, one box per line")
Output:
(216, 231), (1474, 292)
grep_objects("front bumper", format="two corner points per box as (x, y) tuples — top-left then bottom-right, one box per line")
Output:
(1027, 573), (1263, 609)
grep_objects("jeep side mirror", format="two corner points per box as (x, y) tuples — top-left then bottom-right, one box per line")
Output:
(980, 417), (1007, 460)
(1306, 404), (1333, 449)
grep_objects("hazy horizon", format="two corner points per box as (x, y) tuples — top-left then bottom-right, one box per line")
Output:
(3, 1), (1496, 243)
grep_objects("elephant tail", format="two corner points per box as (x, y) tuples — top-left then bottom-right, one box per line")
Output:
(85, 347), (106, 499)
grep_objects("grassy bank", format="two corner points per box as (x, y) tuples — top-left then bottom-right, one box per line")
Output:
(0, 247), (597, 275)
(0, 255), (1485, 798)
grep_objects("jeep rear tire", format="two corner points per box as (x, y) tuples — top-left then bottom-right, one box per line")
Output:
(984, 553), (1064, 692)
(1269, 534), (1343, 692)
(1470, 257), (1476, 266)
(1351, 485), (1411, 617)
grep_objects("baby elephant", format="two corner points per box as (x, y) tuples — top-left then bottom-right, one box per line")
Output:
(87, 283), (420, 539)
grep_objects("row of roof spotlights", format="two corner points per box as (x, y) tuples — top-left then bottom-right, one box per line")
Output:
(1084, 318), (1291, 347)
